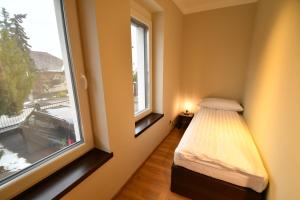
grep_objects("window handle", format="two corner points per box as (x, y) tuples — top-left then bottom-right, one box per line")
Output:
(80, 74), (88, 90)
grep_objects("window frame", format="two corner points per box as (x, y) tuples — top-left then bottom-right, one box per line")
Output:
(0, 0), (94, 198)
(130, 3), (153, 122)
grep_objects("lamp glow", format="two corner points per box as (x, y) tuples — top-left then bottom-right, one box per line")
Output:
(184, 101), (192, 114)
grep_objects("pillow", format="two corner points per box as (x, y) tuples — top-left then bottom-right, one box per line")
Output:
(199, 98), (243, 111)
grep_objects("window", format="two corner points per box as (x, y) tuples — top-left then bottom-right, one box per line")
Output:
(0, 0), (93, 195)
(131, 18), (151, 119)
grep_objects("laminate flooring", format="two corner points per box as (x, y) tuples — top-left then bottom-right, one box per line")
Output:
(114, 128), (189, 200)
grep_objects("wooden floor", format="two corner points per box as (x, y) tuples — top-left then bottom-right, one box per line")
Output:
(114, 129), (189, 200)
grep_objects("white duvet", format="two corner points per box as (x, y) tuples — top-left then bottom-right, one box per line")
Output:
(174, 108), (268, 192)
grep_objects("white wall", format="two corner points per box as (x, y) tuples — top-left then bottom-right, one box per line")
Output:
(243, 0), (300, 199)
(180, 3), (257, 111)
(62, 0), (300, 199)
(62, 0), (183, 199)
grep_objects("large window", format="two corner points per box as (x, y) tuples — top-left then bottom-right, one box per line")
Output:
(131, 18), (151, 118)
(0, 0), (92, 193)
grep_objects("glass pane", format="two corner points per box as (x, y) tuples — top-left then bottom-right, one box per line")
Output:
(0, 0), (82, 183)
(131, 21), (149, 115)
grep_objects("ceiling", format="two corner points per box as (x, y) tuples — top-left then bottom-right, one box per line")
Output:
(172, 0), (258, 14)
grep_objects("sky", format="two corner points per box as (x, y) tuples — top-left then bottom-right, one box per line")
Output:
(0, 0), (63, 58)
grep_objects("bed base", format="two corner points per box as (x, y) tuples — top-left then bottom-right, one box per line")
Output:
(171, 164), (266, 200)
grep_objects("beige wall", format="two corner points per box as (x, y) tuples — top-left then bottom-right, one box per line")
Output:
(243, 0), (300, 199)
(180, 3), (257, 112)
(62, 0), (183, 199)
(24, 1), (300, 199)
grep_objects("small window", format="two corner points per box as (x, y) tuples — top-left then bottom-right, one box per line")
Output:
(131, 18), (151, 118)
(0, 0), (87, 186)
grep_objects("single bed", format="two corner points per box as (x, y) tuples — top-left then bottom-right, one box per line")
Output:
(171, 106), (268, 200)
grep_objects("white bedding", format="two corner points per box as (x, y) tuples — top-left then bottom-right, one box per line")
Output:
(174, 108), (268, 192)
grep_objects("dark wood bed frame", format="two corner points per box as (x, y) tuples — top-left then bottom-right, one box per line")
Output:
(171, 163), (267, 200)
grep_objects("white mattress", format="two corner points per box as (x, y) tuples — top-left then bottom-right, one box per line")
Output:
(174, 108), (268, 192)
